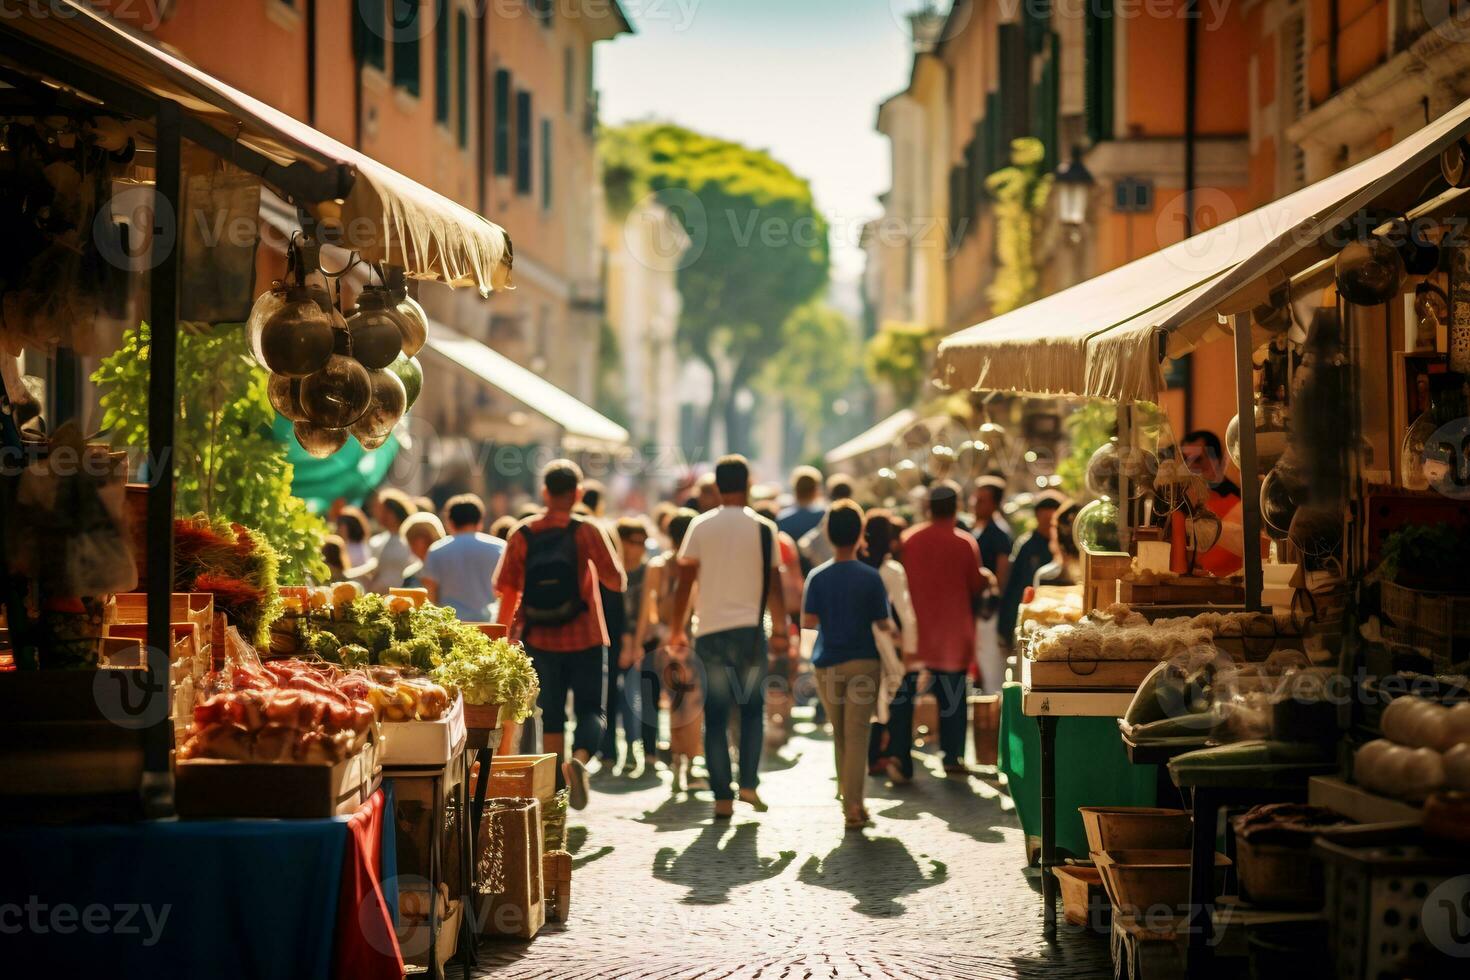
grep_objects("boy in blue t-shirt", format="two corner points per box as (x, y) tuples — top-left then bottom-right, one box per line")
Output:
(802, 500), (895, 829)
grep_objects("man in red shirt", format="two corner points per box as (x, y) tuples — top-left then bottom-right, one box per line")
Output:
(495, 460), (625, 809)
(892, 481), (995, 778)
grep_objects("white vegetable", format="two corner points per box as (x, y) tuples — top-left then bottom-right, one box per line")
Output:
(1401, 747), (1445, 802)
(1409, 702), (1451, 751)
(1444, 743), (1470, 792)
(1381, 697), (1423, 745)
(1357, 741), (1410, 796)
(1444, 702), (1470, 748)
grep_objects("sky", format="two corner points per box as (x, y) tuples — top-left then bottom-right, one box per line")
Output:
(597, 0), (931, 289)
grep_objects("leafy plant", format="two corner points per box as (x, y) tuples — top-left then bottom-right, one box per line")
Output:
(92, 321), (329, 583)
(432, 635), (539, 722)
(864, 320), (939, 405)
(759, 301), (860, 455)
(1379, 523), (1470, 588)
(985, 137), (1053, 315)
(173, 515), (282, 646)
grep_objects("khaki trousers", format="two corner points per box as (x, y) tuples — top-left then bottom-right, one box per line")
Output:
(815, 658), (883, 809)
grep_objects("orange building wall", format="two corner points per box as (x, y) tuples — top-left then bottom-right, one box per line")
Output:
(1124, 1), (1249, 138)
(1307, 0), (1389, 104)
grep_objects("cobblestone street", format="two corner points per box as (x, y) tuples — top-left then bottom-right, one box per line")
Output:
(476, 722), (1111, 979)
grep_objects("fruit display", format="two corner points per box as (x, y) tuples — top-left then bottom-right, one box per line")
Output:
(181, 658), (376, 764)
(1355, 698), (1470, 801)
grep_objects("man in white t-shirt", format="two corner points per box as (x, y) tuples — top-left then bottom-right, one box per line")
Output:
(669, 454), (790, 820)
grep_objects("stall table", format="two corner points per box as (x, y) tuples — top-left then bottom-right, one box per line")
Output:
(1020, 682), (1136, 939)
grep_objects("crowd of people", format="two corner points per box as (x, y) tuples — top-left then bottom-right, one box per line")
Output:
(320, 427), (1244, 829)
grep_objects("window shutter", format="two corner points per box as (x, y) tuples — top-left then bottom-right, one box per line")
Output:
(456, 9), (470, 147)
(434, 1), (450, 124)
(541, 118), (552, 209)
(515, 90), (533, 195)
(1085, 0), (1115, 143)
(493, 70), (511, 175)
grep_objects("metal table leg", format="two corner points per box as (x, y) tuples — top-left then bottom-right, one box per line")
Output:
(1187, 788), (1217, 976)
(457, 748), (476, 977)
(1039, 714), (1059, 940)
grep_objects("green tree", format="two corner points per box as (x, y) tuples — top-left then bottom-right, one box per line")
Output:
(93, 322), (330, 583)
(985, 137), (1053, 315)
(599, 122), (829, 455)
(864, 320), (939, 405)
(759, 301), (859, 457)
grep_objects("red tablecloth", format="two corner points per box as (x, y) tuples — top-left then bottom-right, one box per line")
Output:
(336, 789), (404, 980)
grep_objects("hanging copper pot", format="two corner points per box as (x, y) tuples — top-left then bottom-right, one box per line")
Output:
(350, 369), (407, 446)
(300, 352), (372, 429)
(246, 286), (288, 369)
(1391, 219), (1440, 276)
(267, 373), (309, 422)
(257, 284), (336, 377)
(345, 288), (406, 369)
(1334, 237), (1405, 306)
(393, 292), (428, 357)
(386, 352), (423, 408)
(293, 420), (349, 459)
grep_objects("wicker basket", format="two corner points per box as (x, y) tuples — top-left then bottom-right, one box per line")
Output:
(1381, 581), (1470, 637)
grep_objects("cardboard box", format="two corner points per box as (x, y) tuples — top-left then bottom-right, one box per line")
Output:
(381, 695), (467, 767)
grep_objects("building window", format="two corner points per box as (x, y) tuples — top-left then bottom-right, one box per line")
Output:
(515, 90), (533, 195)
(356, 0), (386, 70)
(493, 69), (511, 175)
(541, 118), (552, 210)
(434, 0), (450, 123)
(391, 0), (422, 95)
(564, 46), (575, 115)
(456, 9), (471, 147)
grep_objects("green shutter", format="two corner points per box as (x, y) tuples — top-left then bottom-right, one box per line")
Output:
(515, 90), (533, 195)
(493, 70), (511, 174)
(456, 10), (470, 146)
(391, 0), (421, 95)
(1033, 32), (1060, 171)
(355, 0), (385, 70)
(434, 1), (450, 123)
(541, 118), (552, 209)
(1086, 0), (1115, 143)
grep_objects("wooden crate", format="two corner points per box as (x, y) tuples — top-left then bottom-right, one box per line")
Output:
(970, 694), (1000, 767)
(175, 739), (379, 819)
(542, 850), (572, 922)
(1120, 578), (1245, 606)
(488, 754), (557, 805)
(476, 797), (546, 940)
(1027, 659), (1160, 690)
(1082, 549), (1132, 613)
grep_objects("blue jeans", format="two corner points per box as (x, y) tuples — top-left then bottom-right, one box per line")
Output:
(696, 626), (767, 801)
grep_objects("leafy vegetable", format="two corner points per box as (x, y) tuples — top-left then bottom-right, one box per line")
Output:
(431, 635), (539, 723)
(1379, 523), (1470, 588)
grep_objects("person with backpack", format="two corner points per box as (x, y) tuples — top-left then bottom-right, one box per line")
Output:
(668, 455), (791, 820)
(494, 460), (626, 810)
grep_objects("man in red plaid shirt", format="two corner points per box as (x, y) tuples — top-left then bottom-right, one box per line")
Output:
(495, 460), (625, 809)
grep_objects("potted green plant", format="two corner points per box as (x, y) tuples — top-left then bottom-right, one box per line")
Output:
(431, 629), (539, 732)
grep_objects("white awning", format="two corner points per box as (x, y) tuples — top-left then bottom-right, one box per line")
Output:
(937, 95), (1470, 402)
(1, 1), (511, 292)
(825, 408), (921, 466)
(424, 323), (629, 450)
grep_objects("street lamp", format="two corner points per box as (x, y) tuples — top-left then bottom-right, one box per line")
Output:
(1054, 146), (1095, 240)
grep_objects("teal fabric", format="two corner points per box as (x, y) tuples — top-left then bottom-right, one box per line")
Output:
(997, 681), (1158, 860)
(272, 414), (400, 512)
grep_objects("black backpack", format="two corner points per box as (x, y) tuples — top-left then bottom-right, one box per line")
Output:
(520, 519), (586, 626)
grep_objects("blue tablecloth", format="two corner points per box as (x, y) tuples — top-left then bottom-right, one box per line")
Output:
(1, 781), (397, 979)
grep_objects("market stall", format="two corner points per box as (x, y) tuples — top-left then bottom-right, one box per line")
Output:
(0, 4), (551, 977)
(931, 92), (1470, 978)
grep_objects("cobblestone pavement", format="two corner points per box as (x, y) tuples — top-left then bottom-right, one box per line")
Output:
(474, 721), (1112, 979)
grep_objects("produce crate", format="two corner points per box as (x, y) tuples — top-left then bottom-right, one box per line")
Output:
(380, 695), (467, 767)
(1381, 581), (1470, 638)
(1315, 827), (1470, 980)
(970, 694), (1000, 767)
(1028, 658), (1161, 691)
(487, 754), (557, 806)
(1233, 835), (1323, 909)
(1096, 849), (1231, 917)
(475, 797), (545, 940)
(542, 850), (572, 922)
(1079, 807), (1191, 854)
(175, 739), (380, 819)
(1053, 864), (1109, 932)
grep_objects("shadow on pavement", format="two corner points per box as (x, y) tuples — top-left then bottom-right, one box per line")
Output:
(652, 822), (797, 905)
(797, 834), (947, 917)
(873, 768), (1009, 845)
(634, 793), (717, 832)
